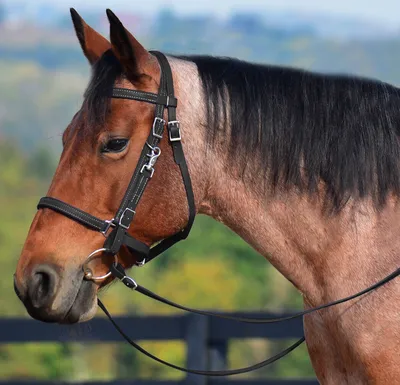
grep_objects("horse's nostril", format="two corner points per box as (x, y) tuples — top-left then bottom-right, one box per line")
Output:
(33, 273), (49, 303)
(28, 265), (59, 309)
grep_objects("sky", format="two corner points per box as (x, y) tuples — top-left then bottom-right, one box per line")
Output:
(42, 0), (400, 25)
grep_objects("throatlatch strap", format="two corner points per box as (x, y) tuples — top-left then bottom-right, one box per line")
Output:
(97, 298), (305, 376)
(145, 51), (196, 264)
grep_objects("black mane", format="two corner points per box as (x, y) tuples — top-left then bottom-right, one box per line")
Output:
(84, 51), (400, 211)
(182, 55), (400, 211)
(84, 50), (122, 130)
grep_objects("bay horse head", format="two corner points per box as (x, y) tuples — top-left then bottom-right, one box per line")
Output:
(14, 9), (205, 323)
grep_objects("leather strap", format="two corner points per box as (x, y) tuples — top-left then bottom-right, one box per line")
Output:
(98, 298), (305, 376)
(110, 263), (400, 324)
(97, 263), (398, 375)
(112, 88), (177, 107)
(37, 197), (110, 233)
(104, 229), (150, 257)
(144, 51), (196, 264)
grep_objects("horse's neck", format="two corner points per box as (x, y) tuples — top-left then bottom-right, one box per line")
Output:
(172, 56), (399, 306)
(201, 164), (400, 307)
(200, 173), (327, 300)
(172, 57), (323, 300)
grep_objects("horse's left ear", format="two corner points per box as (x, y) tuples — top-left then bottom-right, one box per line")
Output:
(70, 8), (111, 65)
(106, 9), (153, 80)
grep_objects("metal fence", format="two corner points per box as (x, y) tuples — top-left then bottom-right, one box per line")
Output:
(0, 311), (318, 385)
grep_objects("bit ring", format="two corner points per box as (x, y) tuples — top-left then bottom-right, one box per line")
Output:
(83, 248), (118, 282)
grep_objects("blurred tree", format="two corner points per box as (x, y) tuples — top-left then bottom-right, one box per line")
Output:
(28, 145), (56, 181)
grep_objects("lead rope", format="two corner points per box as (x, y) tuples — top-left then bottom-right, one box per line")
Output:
(97, 263), (399, 376)
(109, 263), (400, 324)
(97, 299), (305, 376)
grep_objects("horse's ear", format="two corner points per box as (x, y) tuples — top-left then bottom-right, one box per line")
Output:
(70, 8), (111, 65)
(106, 9), (152, 80)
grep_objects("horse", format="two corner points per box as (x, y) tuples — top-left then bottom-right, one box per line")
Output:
(14, 8), (399, 384)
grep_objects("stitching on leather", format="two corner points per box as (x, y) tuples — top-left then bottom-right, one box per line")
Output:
(134, 177), (148, 205)
(40, 199), (105, 229)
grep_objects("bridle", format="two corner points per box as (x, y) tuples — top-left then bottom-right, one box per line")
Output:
(37, 51), (400, 376)
(39, 51), (195, 272)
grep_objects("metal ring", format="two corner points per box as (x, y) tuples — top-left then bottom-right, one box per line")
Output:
(82, 248), (118, 282)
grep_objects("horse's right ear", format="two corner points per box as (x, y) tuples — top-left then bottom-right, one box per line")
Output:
(70, 8), (111, 65)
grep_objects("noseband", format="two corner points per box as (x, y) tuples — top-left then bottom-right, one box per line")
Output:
(36, 51), (400, 377)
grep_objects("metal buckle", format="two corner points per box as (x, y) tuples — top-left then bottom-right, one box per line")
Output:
(152, 117), (165, 139)
(119, 208), (135, 230)
(135, 258), (146, 267)
(101, 219), (115, 237)
(140, 165), (155, 178)
(168, 121), (181, 142)
(121, 275), (138, 290)
(140, 146), (161, 179)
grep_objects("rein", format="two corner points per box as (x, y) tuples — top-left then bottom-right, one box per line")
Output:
(37, 51), (400, 376)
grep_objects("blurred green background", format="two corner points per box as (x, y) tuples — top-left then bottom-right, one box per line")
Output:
(1, 0), (400, 382)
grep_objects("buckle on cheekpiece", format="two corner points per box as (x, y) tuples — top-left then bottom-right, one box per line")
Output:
(119, 208), (136, 230)
(152, 117), (165, 138)
(168, 121), (181, 142)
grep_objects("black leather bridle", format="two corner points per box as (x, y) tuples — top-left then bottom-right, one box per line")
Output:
(37, 51), (399, 376)
(39, 51), (195, 268)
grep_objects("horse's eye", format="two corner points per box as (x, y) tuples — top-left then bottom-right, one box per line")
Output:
(102, 138), (129, 153)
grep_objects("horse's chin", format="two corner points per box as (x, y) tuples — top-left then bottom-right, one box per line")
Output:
(61, 297), (98, 324)
(59, 280), (98, 324)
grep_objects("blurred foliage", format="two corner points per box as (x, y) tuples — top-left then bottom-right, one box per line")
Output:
(0, 137), (308, 381)
(1, 11), (400, 382)
(0, 60), (87, 150)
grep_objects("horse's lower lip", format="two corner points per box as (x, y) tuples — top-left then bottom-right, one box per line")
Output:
(60, 279), (97, 324)
(62, 301), (80, 324)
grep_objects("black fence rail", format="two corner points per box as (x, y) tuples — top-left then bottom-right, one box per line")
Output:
(0, 311), (318, 385)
